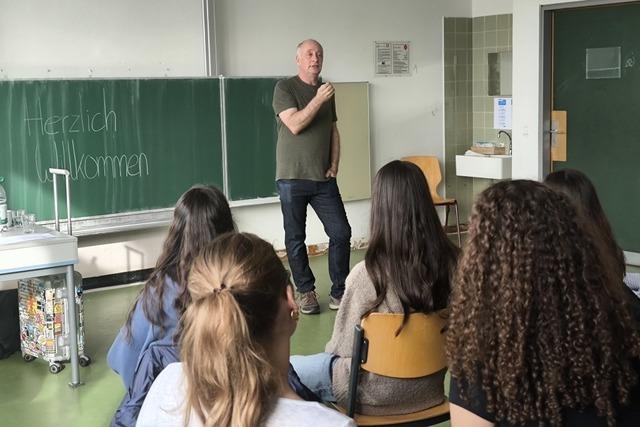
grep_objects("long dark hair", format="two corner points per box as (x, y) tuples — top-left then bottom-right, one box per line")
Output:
(125, 184), (235, 338)
(181, 232), (290, 426)
(544, 168), (625, 280)
(447, 180), (640, 426)
(364, 160), (459, 324)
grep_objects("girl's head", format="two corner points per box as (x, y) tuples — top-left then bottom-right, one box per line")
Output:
(447, 180), (640, 426)
(369, 160), (442, 238)
(180, 232), (297, 427)
(166, 184), (235, 286)
(544, 168), (605, 218)
(128, 184), (234, 336)
(544, 168), (625, 279)
(365, 160), (458, 319)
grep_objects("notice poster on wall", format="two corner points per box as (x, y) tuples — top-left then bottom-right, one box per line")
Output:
(375, 41), (410, 76)
(493, 97), (513, 129)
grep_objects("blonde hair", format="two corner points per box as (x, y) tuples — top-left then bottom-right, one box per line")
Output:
(179, 232), (290, 427)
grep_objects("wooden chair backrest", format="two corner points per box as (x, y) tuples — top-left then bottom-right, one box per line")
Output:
(401, 156), (444, 202)
(360, 312), (447, 378)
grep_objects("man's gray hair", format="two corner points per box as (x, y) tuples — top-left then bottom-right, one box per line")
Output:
(296, 39), (323, 55)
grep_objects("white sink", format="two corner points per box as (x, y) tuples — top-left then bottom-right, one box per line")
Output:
(455, 154), (512, 179)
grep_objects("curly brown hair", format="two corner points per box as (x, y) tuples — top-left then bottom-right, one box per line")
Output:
(446, 180), (640, 426)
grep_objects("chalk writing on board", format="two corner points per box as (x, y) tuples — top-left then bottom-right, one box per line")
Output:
(24, 90), (118, 136)
(34, 139), (149, 183)
(22, 88), (149, 183)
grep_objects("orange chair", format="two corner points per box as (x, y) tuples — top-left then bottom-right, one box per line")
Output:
(341, 312), (450, 426)
(402, 156), (461, 246)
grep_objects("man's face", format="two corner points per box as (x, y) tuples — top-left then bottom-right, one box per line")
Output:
(296, 41), (323, 78)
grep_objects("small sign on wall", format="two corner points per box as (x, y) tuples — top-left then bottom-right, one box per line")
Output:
(375, 41), (410, 76)
(493, 97), (512, 130)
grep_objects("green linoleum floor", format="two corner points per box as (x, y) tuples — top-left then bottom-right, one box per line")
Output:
(0, 249), (449, 426)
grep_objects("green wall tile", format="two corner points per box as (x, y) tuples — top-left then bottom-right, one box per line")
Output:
(473, 16), (484, 32)
(445, 81), (455, 97)
(444, 33), (455, 49)
(497, 14), (510, 30)
(497, 31), (508, 48)
(444, 65), (454, 82)
(486, 31), (497, 48)
(455, 17), (471, 33)
(485, 15), (497, 31)
(484, 112), (493, 129)
(455, 80), (467, 97)
(472, 32), (484, 48)
(473, 49), (484, 65)
(455, 33), (469, 49)
(444, 18), (455, 34)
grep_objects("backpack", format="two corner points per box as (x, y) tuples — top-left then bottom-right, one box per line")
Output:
(0, 289), (20, 359)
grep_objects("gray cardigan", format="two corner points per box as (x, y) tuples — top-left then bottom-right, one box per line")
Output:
(325, 261), (446, 416)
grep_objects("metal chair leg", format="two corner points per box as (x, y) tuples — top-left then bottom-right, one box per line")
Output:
(454, 202), (461, 246)
(444, 205), (450, 231)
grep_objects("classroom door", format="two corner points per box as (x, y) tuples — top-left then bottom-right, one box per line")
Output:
(551, 3), (640, 253)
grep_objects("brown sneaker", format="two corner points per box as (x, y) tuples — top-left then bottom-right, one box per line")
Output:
(298, 291), (320, 315)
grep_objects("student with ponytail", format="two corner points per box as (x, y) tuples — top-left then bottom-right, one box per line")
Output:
(137, 232), (355, 427)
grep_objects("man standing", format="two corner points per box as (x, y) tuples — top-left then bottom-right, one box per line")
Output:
(273, 39), (351, 315)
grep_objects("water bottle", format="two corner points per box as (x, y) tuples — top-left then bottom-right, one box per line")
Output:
(0, 176), (6, 225)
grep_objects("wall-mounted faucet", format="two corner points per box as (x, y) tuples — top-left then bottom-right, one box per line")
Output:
(497, 130), (512, 155)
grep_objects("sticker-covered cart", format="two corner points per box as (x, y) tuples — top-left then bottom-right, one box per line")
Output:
(18, 272), (91, 373)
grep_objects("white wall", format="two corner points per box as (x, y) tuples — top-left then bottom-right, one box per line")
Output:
(216, 0), (471, 169)
(0, 0), (473, 277)
(472, 0), (513, 16)
(0, 0), (205, 78)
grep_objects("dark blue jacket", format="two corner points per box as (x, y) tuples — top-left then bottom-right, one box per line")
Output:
(107, 276), (180, 390)
(110, 342), (179, 427)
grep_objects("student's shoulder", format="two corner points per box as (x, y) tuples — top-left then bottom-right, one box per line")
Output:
(348, 260), (368, 279)
(345, 260), (372, 289)
(153, 362), (184, 387)
(138, 363), (189, 427)
(268, 399), (355, 426)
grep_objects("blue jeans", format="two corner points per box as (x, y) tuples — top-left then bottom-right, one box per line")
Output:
(277, 178), (351, 298)
(290, 352), (338, 402)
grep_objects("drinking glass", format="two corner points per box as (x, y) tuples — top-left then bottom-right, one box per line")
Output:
(23, 213), (36, 233)
(15, 209), (26, 228)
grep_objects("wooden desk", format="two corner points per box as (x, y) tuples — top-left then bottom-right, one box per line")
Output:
(0, 224), (82, 387)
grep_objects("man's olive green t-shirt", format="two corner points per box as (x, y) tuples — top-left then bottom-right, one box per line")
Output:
(272, 76), (337, 181)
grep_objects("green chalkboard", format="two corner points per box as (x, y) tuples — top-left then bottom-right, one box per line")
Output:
(553, 5), (640, 252)
(0, 79), (223, 222)
(224, 77), (281, 200)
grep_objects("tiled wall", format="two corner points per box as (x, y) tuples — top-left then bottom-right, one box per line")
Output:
(472, 14), (513, 144)
(444, 17), (473, 222)
(444, 14), (512, 223)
